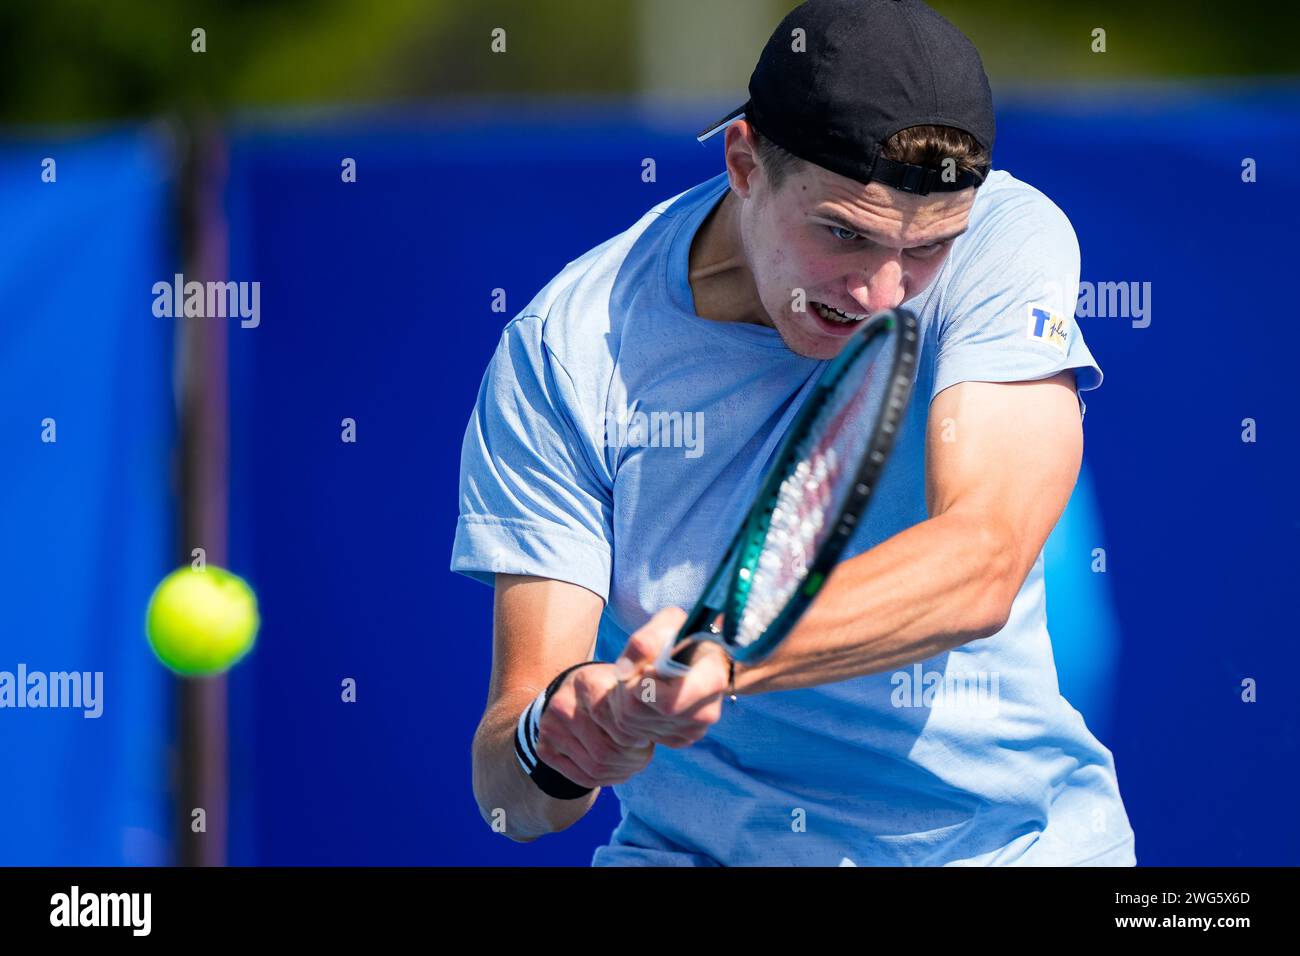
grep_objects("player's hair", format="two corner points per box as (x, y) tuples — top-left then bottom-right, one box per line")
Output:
(749, 119), (991, 191)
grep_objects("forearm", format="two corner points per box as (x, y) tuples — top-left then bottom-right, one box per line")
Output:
(471, 689), (598, 842)
(735, 508), (1016, 695)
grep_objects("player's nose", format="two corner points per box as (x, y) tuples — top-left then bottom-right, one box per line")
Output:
(848, 261), (905, 314)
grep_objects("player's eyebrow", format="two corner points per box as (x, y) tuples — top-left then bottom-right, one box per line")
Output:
(812, 211), (968, 248)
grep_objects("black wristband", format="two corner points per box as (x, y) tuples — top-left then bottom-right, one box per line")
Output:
(514, 661), (604, 800)
(541, 660), (604, 715)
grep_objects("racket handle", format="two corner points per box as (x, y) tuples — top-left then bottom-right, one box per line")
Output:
(653, 616), (720, 678)
(653, 636), (698, 678)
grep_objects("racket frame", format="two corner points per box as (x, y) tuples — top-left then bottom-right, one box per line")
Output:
(655, 309), (919, 678)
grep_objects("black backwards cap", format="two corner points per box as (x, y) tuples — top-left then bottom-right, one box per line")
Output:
(698, 0), (995, 195)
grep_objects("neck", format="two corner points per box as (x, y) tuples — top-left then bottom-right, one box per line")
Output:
(687, 189), (767, 326)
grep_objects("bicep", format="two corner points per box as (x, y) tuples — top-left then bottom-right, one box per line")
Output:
(487, 574), (605, 711)
(925, 373), (1083, 581)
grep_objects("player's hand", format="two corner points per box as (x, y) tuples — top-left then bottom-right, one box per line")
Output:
(601, 607), (729, 749)
(536, 662), (656, 789)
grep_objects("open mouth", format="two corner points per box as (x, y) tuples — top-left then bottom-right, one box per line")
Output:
(810, 301), (870, 331)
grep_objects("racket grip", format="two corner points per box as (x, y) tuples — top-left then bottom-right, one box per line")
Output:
(653, 635), (698, 678)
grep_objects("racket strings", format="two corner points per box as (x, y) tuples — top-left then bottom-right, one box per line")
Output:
(734, 345), (887, 648)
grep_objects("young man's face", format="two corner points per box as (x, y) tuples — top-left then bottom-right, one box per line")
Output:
(731, 129), (977, 360)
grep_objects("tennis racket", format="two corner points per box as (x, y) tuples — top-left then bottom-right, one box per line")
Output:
(653, 308), (919, 678)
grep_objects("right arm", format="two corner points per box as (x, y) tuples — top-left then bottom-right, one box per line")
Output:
(471, 574), (649, 841)
(472, 574), (730, 841)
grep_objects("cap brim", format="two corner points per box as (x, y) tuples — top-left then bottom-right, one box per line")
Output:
(695, 102), (748, 143)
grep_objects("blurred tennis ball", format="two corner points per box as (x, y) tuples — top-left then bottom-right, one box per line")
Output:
(145, 566), (260, 676)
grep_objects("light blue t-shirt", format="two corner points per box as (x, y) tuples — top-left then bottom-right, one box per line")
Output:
(452, 170), (1136, 867)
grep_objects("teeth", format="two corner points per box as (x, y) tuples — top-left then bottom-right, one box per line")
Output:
(813, 302), (867, 324)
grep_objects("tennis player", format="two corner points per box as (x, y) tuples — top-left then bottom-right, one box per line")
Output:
(453, 0), (1136, 866)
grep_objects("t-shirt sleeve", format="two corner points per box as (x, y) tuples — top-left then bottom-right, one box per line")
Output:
(932, 192), (1102, 411)
(450, 314), (615, 600)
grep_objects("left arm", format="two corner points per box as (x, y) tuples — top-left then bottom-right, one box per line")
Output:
(733, 370), (1084, 695)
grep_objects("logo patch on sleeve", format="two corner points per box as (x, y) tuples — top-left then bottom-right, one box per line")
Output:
(1026, 304), (1069, 353)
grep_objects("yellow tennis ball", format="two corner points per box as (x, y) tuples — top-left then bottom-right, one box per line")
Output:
(145, 566), (260, 676)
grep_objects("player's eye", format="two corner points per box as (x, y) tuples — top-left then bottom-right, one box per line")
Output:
(828, 225), (863, 243)
(906, 240), (951, 260)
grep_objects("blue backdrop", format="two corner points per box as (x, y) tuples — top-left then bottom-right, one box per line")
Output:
(0, 128), (175, 865)
(2, 88), (1296, 866)
(221, 89), (1300, 866)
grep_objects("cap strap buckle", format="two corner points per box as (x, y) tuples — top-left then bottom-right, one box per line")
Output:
(896, 161), (936, 195)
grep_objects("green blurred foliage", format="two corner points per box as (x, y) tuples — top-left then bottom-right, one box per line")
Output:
(0, 0), (634, 125)
(937, 0), (1300, 85)
(0, 0), (1295, 126)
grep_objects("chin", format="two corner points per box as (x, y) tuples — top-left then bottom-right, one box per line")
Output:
(775, 313), (858, 361)
(782, 337), (843, 360)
